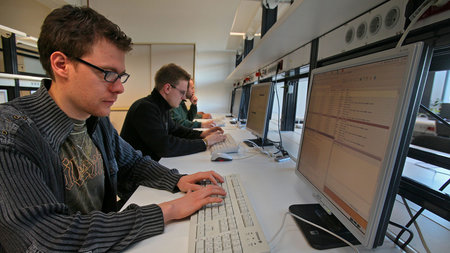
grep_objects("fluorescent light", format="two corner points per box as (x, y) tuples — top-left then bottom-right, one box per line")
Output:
(20, 36), (38, 42)
(0, 25), (38, 48)
(0, 25), (27, 37)
(229, 32), (261, 37)
(17, 40), (38, 48)
(0, 73), (45, 81)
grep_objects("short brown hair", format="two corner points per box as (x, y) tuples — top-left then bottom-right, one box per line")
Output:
(154, 63), (191, 90)
(38, 5), (132, 79)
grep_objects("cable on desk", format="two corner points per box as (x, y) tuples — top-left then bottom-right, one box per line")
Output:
(401, 196), (431, 253)
(268, 211), (289, 244)
(232, 155), (258, 160)
(386, 230), (420, 253)
(390, 220), (414, 249)
(273, 75), (284, 149)
(269, 212), (360, 253)
(244, 139), (274, 158)
(394, 175), (449, 249)
(269, 68), (290, 160)
(230, 147), (259, 160)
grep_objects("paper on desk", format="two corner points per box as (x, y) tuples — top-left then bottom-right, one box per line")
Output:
(121, 185), (185, 208)
(121, 186), (190, 253)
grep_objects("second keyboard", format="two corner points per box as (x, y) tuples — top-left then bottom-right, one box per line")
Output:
(210, 133), (239, 154)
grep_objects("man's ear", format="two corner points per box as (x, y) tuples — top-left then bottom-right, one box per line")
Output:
(162, 83), (171, 94)
(50, 51), (70, 79)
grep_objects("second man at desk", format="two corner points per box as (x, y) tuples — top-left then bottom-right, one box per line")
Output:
(121, 63), (226, 161)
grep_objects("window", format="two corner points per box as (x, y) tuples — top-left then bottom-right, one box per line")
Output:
(411, 68), (450, 154)
(295, 77), (308, 132)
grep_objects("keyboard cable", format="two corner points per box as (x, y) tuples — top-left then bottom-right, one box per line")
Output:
(243, 139), (275, 158)
(272, 68), (290, 158)
(269, 211), (360, 253)
(231, 151), (259, 160)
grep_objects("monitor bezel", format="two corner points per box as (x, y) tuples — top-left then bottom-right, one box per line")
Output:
(294, 42), (431, 248)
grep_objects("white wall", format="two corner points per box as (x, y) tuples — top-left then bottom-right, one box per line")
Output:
(150, 44), (195, 89)
(114, 44), (194, 108)
(0, 0), (50, 38)
(1, 0), (237, 122)
(113, 48), (234, 132)
(110, 44), (195, 132)
(195, 51), (235, 114)
(115, 45), (152, 108)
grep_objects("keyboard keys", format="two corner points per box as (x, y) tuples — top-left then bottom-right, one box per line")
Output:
(189, 174), (270, 253)
(210, 134), (239, 154)
(196, 239), (204, 253)
(231, 232), (243, 253)
(197, 225), (204, 238)
(222, 234), (232, 251)
(205, 238), (213, 253)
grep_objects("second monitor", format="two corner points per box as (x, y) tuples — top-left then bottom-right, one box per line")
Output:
(244, 82), (274, 147)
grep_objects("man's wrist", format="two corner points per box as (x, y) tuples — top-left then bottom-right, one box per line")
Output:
(202, 138), (208, 147)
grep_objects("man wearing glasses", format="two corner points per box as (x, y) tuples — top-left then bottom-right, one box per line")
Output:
(121, 63), (226, 162)
(171, 79), (215, 128)
(0, 5), (226, 252)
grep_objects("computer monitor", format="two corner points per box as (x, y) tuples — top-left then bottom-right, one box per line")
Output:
(240, 85), (252, 123)
(231, 87), (243, 119)
(244, 82), (274, 147)
(291, 42), (430, 249)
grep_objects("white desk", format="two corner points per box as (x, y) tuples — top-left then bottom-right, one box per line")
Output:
(121, 123), (406, 253)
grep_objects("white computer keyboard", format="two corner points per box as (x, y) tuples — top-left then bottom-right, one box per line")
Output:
(210, 133), (239, 154)
(188, 174), (270, 253)
(214, 120), (226, 127)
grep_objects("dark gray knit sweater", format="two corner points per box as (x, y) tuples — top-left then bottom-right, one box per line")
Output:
(0, 80), (183, 252)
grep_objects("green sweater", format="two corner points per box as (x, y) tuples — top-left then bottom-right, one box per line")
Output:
(171, 100), (202, 128)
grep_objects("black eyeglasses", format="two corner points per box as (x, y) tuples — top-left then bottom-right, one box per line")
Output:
(75, 57), (130, 84)
(169, 83), (186, 96)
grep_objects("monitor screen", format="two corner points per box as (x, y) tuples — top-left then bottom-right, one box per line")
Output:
(240, 85), (252, 122)
(231, 87), (243, 118)
(245, 82), (273, 146)
(293, 42), (430, 249)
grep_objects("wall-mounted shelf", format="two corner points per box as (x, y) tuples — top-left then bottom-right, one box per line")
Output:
(225, 0), (385, 83)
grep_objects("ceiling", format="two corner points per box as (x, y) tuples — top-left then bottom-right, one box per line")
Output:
(35, 0), (293, 53)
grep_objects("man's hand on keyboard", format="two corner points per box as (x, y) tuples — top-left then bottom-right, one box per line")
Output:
(204, 132), (226, 146)
(200, 127), (226, 146)
(201, 113), (212, 119)
(200, 120), (215, 128)
(159, 172), (227, 223)
(177, 171), (224, 192)
(200, 126), (223, 137)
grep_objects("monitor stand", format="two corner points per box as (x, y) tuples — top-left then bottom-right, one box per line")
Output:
(289, 204), (360, 250)
(243, 138), (273, 147)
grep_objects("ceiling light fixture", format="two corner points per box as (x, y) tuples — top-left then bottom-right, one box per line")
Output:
(230, 32), (261, 37)
(0, 25), (39, 48)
